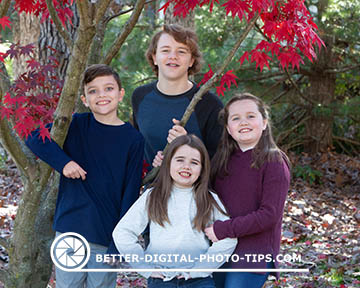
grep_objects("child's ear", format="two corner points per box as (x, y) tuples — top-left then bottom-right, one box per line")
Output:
(189, 57), (195, 68)
(262, 119), (268, 130)
(118, 88), (125, 102)
(80, 95), (89, 107)
(152, 54), (157, 65)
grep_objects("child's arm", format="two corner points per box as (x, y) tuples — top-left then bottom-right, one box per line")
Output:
(112, 189), (154, 278)
(25, 122), (84, 178)
(213, 161), (290, 240)
(187, 194), (237, 279)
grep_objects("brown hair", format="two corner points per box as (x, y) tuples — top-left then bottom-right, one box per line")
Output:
(146, 24), (203, 76)
(82, 64), (122, 93)
(147, 135), (226, 232)
(211, 93), (290, 182)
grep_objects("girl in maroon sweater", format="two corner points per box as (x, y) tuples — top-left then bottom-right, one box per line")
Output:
(205, 93), (291, 288)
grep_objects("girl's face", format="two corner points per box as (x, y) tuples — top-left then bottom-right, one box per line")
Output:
(152, 33), (194, 82)
(226, 99), (268, 150)
(170, 144), (202, 189)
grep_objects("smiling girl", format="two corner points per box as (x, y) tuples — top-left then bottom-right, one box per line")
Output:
(113, 135), (237, 288)
(205, 93), (291, 288)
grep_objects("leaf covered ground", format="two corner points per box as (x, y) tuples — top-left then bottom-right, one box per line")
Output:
(0, 151), (359, 288)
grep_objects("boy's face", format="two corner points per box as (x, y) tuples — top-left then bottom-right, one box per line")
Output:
(81, 75), (124, 121)
(152, 33), (194, 82)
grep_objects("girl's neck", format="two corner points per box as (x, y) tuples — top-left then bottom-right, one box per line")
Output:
(157, 79), (193, 95)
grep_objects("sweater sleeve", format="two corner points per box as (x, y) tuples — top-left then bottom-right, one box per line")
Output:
(112, 189), (154, 278)
(25, 123), (73, 174)
(213, 161), (290, 240)
(188, 193), (237, 279)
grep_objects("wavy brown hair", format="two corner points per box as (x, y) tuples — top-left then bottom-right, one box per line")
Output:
(147, 135), (226, 232)
(211, 93), (290, 183)
(145, 24), (203, 76)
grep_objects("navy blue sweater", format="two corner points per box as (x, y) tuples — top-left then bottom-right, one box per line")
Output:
(25, 113), (144, 253)
(132, 81), (223, 166)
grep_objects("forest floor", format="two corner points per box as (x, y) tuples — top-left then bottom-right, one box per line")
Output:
(0, 151), (359, 288)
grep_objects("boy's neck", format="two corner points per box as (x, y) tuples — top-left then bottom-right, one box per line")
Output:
(157, 78), (193, 96)
(93, 114), (124, 126)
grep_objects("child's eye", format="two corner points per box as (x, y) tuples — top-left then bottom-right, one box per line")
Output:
(161, 49), (169, 53)
(105, 87), (114, 91)
(88, 89), (96, 94)
(248, 115), (255, 118)
(191, 161), (199, 165)
(232, 117), (239, 121)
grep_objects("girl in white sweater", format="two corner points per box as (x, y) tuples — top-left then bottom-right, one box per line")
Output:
(113, 135), (237, 288)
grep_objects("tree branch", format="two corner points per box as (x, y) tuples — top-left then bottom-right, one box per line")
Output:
(106, 0), (155, 23)
(76, 0), (91, 28)
(45, 0), (73, 49)
(333, 136), (360, 146)
(0, 0), (11, 18)
(94, 0), (112, 25)
(103, 0), (146, 65)
(143, 13), (260, 184)
(0, 63), (33, 179)
(324, 64), (360, 74)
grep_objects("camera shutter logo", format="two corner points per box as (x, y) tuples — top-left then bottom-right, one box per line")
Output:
(50, 232), (90, 271)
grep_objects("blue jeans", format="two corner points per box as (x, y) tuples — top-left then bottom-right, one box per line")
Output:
(224, 271), (269, 288)
(148, 277), (215, 288)
(55, 232), (117, 288)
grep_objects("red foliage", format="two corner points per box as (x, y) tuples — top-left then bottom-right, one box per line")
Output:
(162, 0), (324, 94)
(0, 16), (11, 31)
(0, 44), (62, 140)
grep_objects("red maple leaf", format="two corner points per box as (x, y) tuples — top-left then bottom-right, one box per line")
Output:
(220, 70), (238, 89)
(250, 50), (272, 71)
(0, 16), (11, 31)
(199, 0), (219, 13)
(222, 0), (250, 21)
(0, 106), (13, 120)
(39, 122), (51, 142)
(216, 84), (226, 97)
(239, 51), (249, 65)
(198, 64), (214, 86)
(27, 58), (41, 70)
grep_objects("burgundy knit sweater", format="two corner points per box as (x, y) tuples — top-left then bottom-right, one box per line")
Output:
(213, 148), (290, 272)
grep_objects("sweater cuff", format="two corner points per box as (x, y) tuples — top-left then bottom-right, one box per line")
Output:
(213, 220), (229, 240)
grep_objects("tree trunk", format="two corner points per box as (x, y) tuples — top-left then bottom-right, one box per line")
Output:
(12, 12), (40, 77)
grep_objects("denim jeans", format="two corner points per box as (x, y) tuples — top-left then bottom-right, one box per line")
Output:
(224, 271), (269, 288)
(148, 276), (215, 288)
(54, 232), (117, 288)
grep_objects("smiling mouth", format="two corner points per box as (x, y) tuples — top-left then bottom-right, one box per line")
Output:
(96, 100), (110, 105)
(179, 171), (191, 177)
(239, 128), (251, 133)
(167, 63), (179, 67)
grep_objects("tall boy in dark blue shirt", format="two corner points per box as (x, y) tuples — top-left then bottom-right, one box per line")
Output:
(26, 64), (144, 288)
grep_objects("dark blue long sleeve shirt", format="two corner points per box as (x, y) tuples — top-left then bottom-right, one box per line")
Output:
(26, 113), (144, 253)
(132, 81), (223, 166)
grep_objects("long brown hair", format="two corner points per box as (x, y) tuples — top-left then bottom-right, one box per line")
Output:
(146, 24), (203, 76)
(147, 135), (225, 232)
(211, 93), (290, 182)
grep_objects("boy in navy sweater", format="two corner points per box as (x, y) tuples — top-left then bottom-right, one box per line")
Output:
(26, 64), (144, 288)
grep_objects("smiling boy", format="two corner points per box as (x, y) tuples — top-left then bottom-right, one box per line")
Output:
(26, 64), (144, 288)
(131, 24), (223, 168)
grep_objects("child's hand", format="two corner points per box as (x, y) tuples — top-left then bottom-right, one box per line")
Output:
(150, 272), (165, 279)
(167, 119), (187, 144)
(63, 161), (87, 180)
(204, 225), (219, 242)
(152, 151), (164, 167)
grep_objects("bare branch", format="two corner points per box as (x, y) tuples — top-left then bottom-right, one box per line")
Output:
(0, 0), (11, 18)
(324, 64), (360, 74)
(143, 14), (260, 184)
(45, 0), (73, 49)
(284, 70), (318, 105)
(333, 136), (360, 146)
(94, 0), (112, 25)
(103, 0), (146, 65)
(106, 0), (155, 23)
